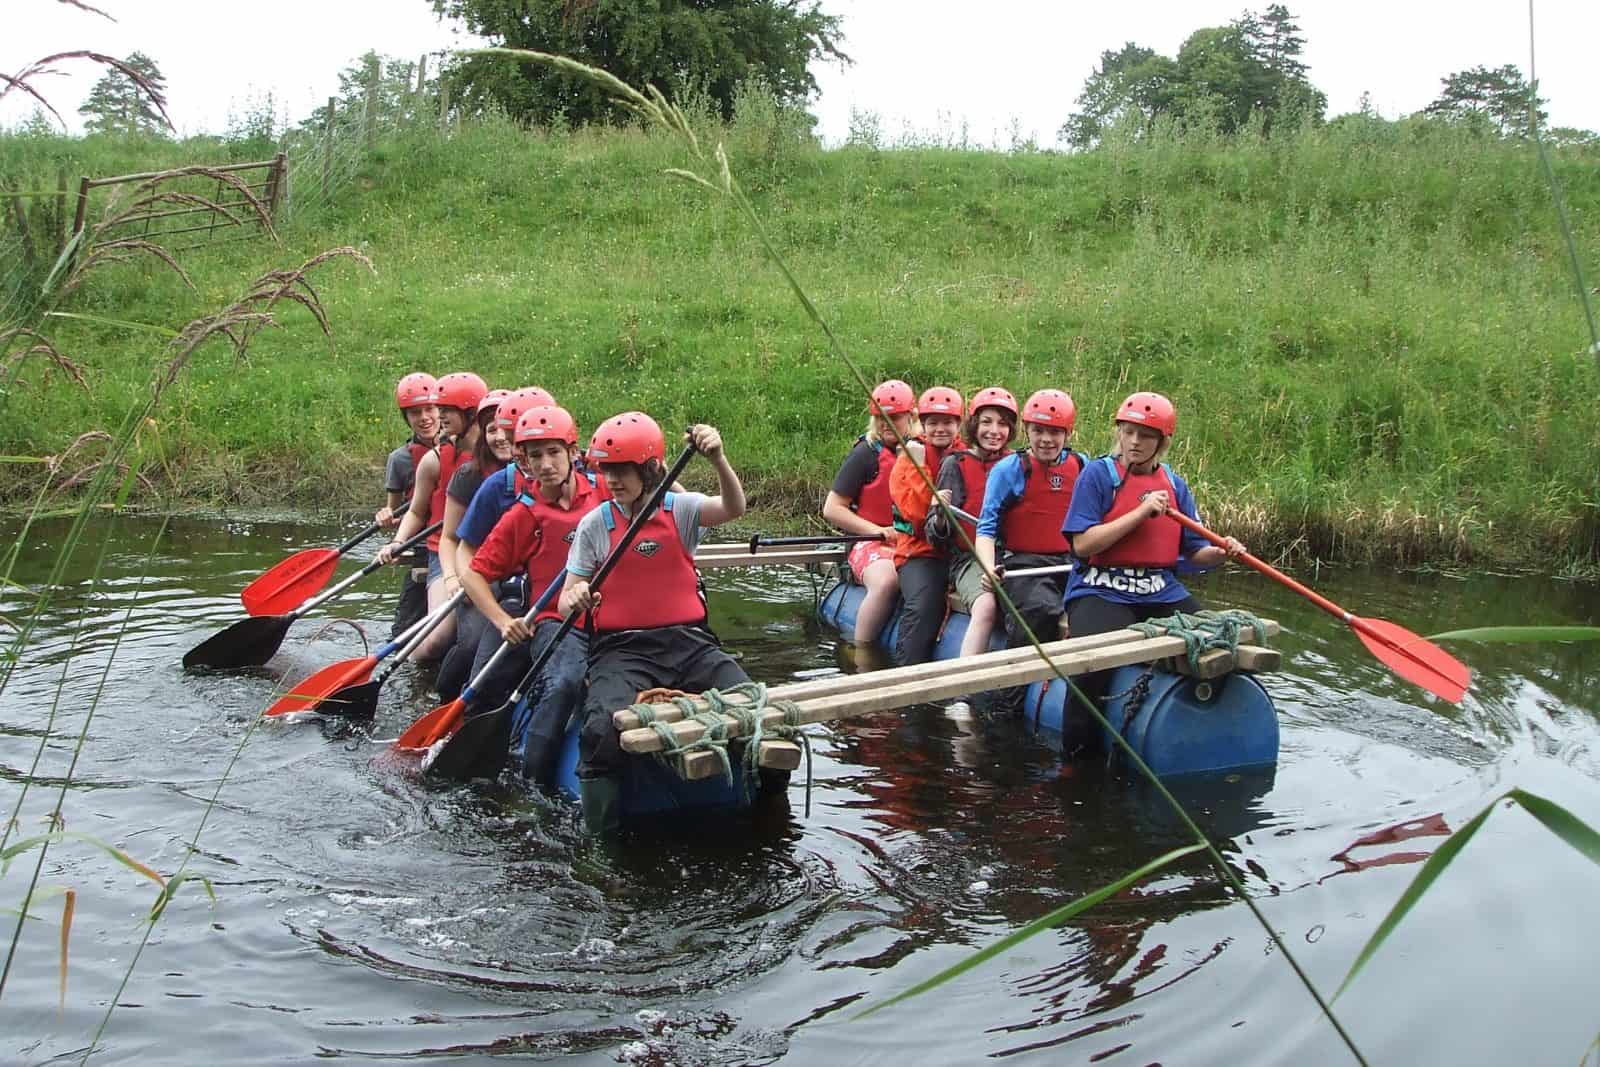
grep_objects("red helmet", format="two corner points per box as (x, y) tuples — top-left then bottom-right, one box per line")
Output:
(588, 411), (664, 465)
(969, 385), (1018, 418)
(917, 385), (964, 419)
(1115, 391), (1177, 437)
(1022, 389), (1076, 431)
(868, 379), (915, 417)
(436, 371), (488, 412)
(515, 405), (579, 446)
(512, 385), (556, 408)
(494, 393), (538, 433)
(477, 388), (511, 419)
(395, 372), (438, 410)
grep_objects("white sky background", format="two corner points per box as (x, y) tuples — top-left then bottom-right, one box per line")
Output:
(3, 1), (1597, 144)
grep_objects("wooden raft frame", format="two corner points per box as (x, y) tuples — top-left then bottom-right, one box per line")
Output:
(610, 619), (1280, 781)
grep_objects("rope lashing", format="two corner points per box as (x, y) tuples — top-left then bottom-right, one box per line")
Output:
(1127, 609), (1270, 671)
(625, 682), (813, 815)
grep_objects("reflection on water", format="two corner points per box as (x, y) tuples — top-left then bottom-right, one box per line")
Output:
(2, 515), (1598, 1065)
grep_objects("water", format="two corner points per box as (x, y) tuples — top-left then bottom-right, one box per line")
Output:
(3, 515), (1598, 1065)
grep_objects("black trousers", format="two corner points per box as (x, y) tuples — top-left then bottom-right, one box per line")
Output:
(895, 556), (949, 665)
(577, 625), (749, 780)
(999, 551), (1071, 649)
(1061, 593), (1203, 758)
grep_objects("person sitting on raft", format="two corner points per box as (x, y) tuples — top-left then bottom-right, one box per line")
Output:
(926, 386), (1018, 659)
(886, 385), (965, 665)
(379, 371), (439, 637)
(434, 388), (518, 700)
(460, 405), (607, 785)
(1061, 391), (1245, 757)
(821, 379), (919, 649)
(559, 415), (756, 835)
(378, 370), (488, 662)
(974, 389), (1086, 659)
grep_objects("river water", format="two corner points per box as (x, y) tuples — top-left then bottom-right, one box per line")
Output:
(3, 514), (1597, 1065)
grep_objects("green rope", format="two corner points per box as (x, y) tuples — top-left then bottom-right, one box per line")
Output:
(625, 682), (812, 814)
(1127, 609), (1270, 671)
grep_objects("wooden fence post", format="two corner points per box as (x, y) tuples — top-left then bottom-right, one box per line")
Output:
(54, 167), (67, 257)
(414, 54), (427, 124)
(265, 152), (286, 222)
(438, 76), (450, 130)
(322, 95), (335, 200)
(364, 59), (377, 149)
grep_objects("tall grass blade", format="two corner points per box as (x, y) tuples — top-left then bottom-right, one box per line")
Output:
(854, 843), (1205, 1019)
(1336, 789), (1600, 1000)
(43, 311), (180, 338)
(1, 832), (165, 887)
(1426, 626), (1600, 643)
(58, 888), (74, 1008)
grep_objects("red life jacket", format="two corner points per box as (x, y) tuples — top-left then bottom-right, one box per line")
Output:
(403, 439), (430, 495)
(890, 437), (953, 542)
(592, 494), (706, 633)
(515, 469), (605, 624)
(426, 436), (473, 552)
(999, 450), (1084, 555)
(950, 448), (1005, 544)
(1088, 460), (1182, 568)
(848, 437), (898, 527)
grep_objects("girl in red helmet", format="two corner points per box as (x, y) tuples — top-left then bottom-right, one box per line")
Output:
(461, 405), (610, 784)
(380, 371), (489, 662)
(973, 388), (1087, 665)
(886, 385), (965, 664)
(433, 388), (520, 700)
(1060, 391), (1244, 755)
(379, 372), (440, 637)
(925, 386), (1018, 658)
(559, 414), (753, 834)
(821, 379), (920, 648)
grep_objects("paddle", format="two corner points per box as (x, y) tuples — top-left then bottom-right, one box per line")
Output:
(182, 521), (441, 670)
(401, 437), (700, 765)
(263, 590), (465, 719)
(240, 502), (406, 617)
(744, 533), (884, 552)
(1165, 510), (1470, 703)
(321, 589), (468, 722)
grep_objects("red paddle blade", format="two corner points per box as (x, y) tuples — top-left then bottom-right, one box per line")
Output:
(265, 655), (378, 717)
(241, 548), (339, 616)
(395, 698), (465, 751)
(1351, 616), (1471, 704)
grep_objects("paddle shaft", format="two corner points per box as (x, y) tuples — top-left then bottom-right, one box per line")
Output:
(747, 533), (883, 551)
(376, 590), (465, 680)
(453, 572), (567, 704)
(291, 521), (440, 621)
(1163, 510), (1358, 622)
(335, 497), (407, 555)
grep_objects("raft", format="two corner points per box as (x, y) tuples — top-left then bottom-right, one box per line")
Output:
(817, 578), (1280, 778)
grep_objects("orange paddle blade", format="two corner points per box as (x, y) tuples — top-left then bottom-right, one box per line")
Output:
(241, 548), (339, 616)
(265, 655), (378, 717)
(395, 698), (465, 750)
(1351, 616), (1471, 704)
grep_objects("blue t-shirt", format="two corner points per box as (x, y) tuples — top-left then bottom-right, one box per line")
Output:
(456, 463), (521, 548)
(1061, 458), (1212, 606)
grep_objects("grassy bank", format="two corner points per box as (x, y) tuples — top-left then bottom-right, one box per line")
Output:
(2, 110), (1597, 570)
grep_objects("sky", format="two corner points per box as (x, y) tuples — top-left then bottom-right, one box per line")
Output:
(3, 1), (1597, 145)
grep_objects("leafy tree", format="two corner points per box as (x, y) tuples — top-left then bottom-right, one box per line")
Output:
(77, 51), (168, 136)
(1059, 6), (1323, 148)
(1060, 43), (1177, 149)
(1424, 64), (1547, 139)
(430, 0), (849, 126)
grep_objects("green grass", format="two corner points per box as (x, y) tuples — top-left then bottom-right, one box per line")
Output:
(2, 109), (1597, 568)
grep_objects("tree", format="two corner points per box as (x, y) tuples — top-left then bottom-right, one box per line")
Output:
(1424, 64), (1547, 139)
(430, 0), (849, 126)
(1059, 43), (1177, 149)
(1251, 4), (1309, 80)
(78, 51), (168, 136)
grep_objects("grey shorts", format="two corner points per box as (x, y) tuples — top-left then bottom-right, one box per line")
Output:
(950, 556), (988, 614)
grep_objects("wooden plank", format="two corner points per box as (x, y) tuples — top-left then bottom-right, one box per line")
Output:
(672, 741), (803, 782)
(693, 546), (846, 569)
(609, 627), (1172, 732)
(618, 623), (1280, 753)
(1166, 644), (1280, 679)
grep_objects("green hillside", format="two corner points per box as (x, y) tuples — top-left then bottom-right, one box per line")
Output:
(3, 110), (1597, 568)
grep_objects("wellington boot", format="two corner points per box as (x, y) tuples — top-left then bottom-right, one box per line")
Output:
(579, 776), (623, 836)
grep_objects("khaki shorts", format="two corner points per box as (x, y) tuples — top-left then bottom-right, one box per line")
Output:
(950, 556), (988, 614)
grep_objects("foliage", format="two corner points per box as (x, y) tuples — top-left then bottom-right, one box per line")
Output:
(297, 50), (439, 137)
(431, 0), (848, 126)
(1424, 64), (1547, 140)
(1061, 4), (1325, 148)
(77, 51), (169, 137)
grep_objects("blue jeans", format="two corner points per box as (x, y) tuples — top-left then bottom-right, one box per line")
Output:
(466, 618), (589, 785)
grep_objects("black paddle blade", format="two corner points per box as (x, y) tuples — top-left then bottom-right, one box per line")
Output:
(319, 679), (381, 721)
(181, 614), (294, 670)
(423, 705), (511, 782)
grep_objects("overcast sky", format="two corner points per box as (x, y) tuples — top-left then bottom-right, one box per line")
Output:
(4, 1), (1597, 145)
